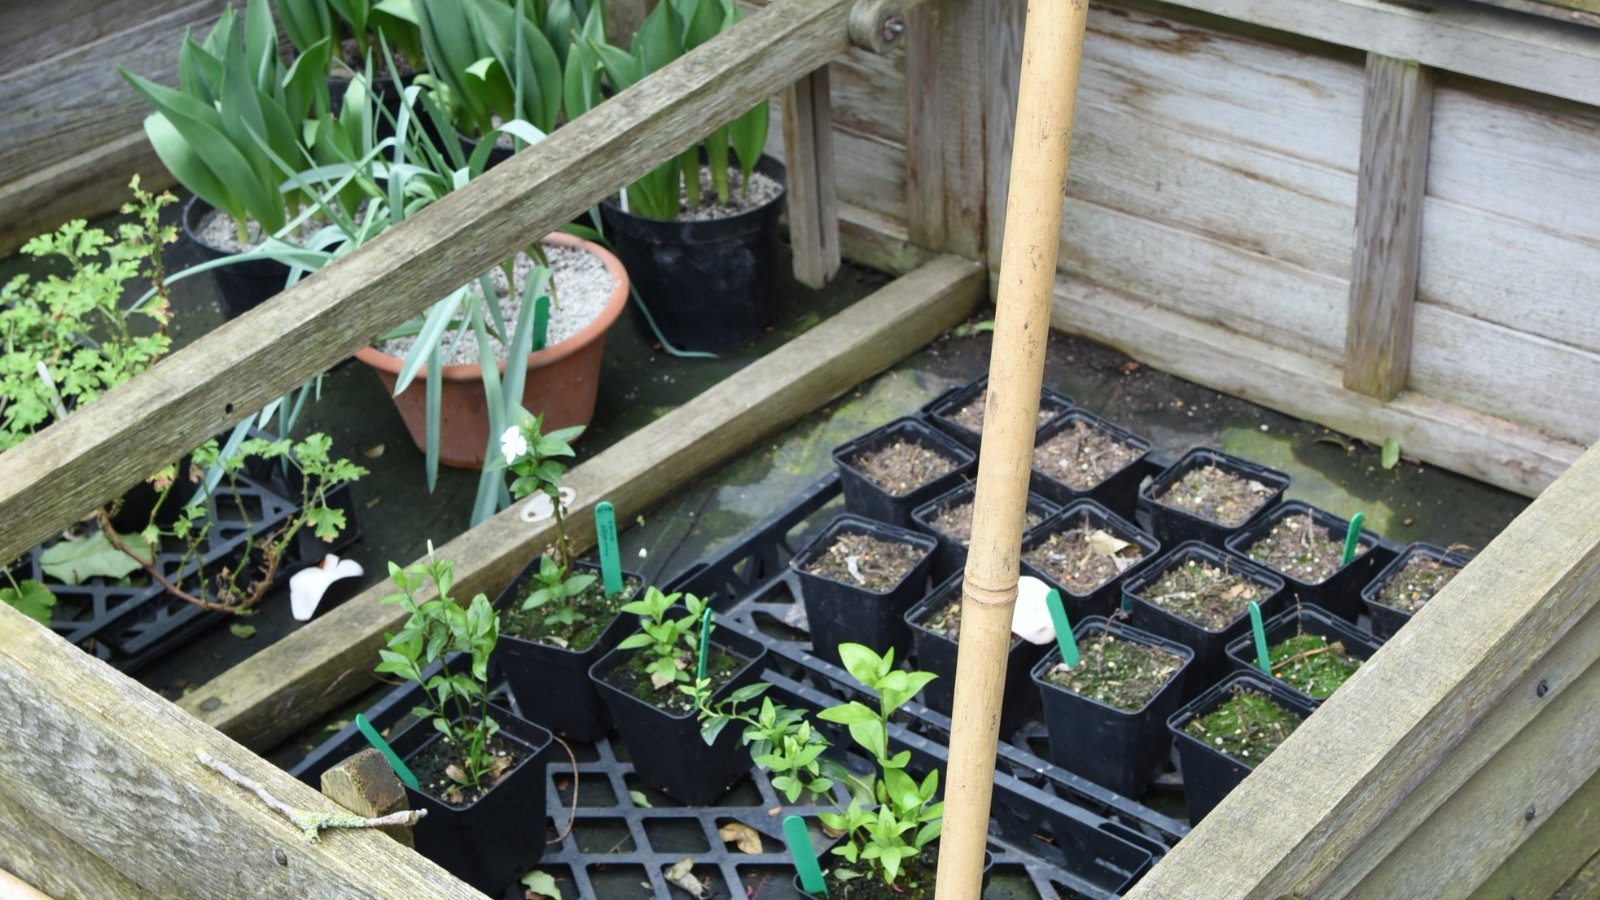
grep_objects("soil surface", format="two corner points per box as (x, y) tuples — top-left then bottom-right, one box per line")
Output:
(1041, 630), (1184, 712)
(675, 167), (783, 221)
(1022, 518), (1145, 594)
(1243, 513), (1367, 584)
(500, 572), (645, 651)
(1153, 463), (1273, 527)
(1138, 557), (1271, 631)
(408, 728), (523, 807)
(916, 583), (1022, 649)
(926, 495), (1044, 545)
(1032, 419), (1142, 490)
(1269, 632), (1361, 699)
(819, 844), (940, 899)
(850, 438), (961, 497)
(1184, 685), (1301, 768)
(802, 529), (926, 592)
(1376, 555), (1461, 613)
(604, 644), (744, 714)
(945, 392), (1063, 434)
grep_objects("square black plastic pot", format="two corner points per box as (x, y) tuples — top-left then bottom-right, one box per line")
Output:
(1019, 499), (1161, 621)
(1031, 617), (1194, 798)
(1122, 541), (1287, 693)
(1360, 542), (1474, 639)
(1029, 410), (1153, 519)
(904, 572), (1047, 736)
(789, 514), (938, 667)
(908, 480), (1059, 584)
(830, 416), (977, 528)
(1138, 447), (1289, 548)
(1168, 671), (1315, 825)
(590, 623), (768, 805)
(493, 558), (645, 741)
(923, 374), (1075, 451)
(1224, 500), (1383, 623)
(388, 704), (554, 894)
(1224, 603), (1383, 707)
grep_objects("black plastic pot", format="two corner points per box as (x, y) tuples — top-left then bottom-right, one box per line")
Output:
(600, 154), (786, 352)
(590, 623), (768, 805)
(909, 480), (1058, 583)
(493, 558), (644, 741)
(832, 416), (977, 528)
(1019, 499), (1160, 621)
(1224, 500), (1383, 622)
(794, 848), (992, 897)
(388, 702), (553, 894)
(790, 514), (937, 668)
(180, 196), (292, 319)
(1224, 603), (1383, 707)
(924, 374), (1075, 451)
(1361, 542), (1473, 639)
(1138, 446), (1290, 548)
(1044, 801), (1158, 894)
(1029, 410), (1153, 519)
(1168, 670), (1314, 824)
(1032, 617), (1193, 798)
(1122, 541), (1287, 693)
(905, 572), (1047, 735)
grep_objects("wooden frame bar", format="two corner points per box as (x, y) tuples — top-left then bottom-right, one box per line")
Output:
(782, 66), (843, 288)
(905, 0), (989, 259)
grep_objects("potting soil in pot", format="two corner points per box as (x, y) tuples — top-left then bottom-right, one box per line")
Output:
(947, 393), (1058, 433)
(408, 732), (524, 808)
(1183, 685), (1302, 767)
(378, 245), (618, 364)
(1151, 464), (1273, 528)
(801, 530), (926, 591)
(850, 439), (961, 498)
(673, 166), (784, 221)
(1141, 557), (1271, 631)
(1376, 555), (1461, 613)
(1039, 632), (1185, 712)
(1023, 520), (1146, 594)
(813, 843), (947, 900)
(607, 646), (744, 713)
(1267, 632), (1362, 700)
(1243, 514), (1369, 584)
(1033, 419), (1141, 490)
(500, 573), (645, 651)
(927, 495), (1046, 545)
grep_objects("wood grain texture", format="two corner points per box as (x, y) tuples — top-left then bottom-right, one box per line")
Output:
(1465, 0), (1600, 29)
(321, 750), (414, 847)
(1344, 55), (1433, 399)
(1469, 767), (1600, 900)
(782, 66), (842, 288)
(837, 202), (938, 275)
(0, 0), (860, 567)
(981, 0), (1024, 273)
(765, 98), (907, 222)
(0, 0), (201, 75)
(0, 132), (177, 257)
(905, 0), (987, 258)
(0, 603), (483, 898)
(0, 787), (149, 899)
(180, 256), (982, 751)
(0, 864), (51, 900)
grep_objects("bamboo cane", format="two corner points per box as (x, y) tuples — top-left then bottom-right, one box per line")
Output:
(933, 0), (1091, 895)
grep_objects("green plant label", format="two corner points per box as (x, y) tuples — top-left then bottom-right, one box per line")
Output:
(1045, 589), (1079, 668)
(533, 295), (551, 351)
(1341, 512), (1366, 567)
(595, 501), (623, 597)
(783, 814), (826, 895)
(1248, 601), (1271, 675)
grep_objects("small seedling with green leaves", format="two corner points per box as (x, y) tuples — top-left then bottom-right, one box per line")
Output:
(616, 587), (709, 695)
(697, 684), (836, 805)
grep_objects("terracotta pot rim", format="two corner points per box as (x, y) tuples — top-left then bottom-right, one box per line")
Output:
(354, 231), (630, 379)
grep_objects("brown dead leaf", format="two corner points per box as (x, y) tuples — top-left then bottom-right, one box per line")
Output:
(445, 764), (468, 784)
(664, 858), (708, 899)
(820, 820), (846, 839)
(1222, 583), (1247, 601)
(1086, 529), (1132, 557)
(718, 821), (763, 854)
(488, 754), (515, 781)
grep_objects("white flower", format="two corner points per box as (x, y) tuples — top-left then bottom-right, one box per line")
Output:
(500, 426), (529, 464)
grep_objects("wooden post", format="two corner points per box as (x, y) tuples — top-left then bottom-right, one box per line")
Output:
(1344, 54), (1433, 400)
(935, 0), (1090, 896)
(905, 0), (989, 259)
(321, 750), (415, 847)
(782, 66), (842, 288)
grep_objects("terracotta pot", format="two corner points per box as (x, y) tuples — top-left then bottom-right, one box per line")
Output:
(355, 232), (629, 468)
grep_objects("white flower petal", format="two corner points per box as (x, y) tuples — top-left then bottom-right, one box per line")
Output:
(290, 554), (365, 621)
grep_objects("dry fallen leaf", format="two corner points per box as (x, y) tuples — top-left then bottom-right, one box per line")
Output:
(1087, 529), (1132, 557)
(362, 443), (386, 459)
(521, 869), (561, 900)
(445, 764), (468, 784)
(650, 670), (675, 690)
(1222, 583), (1247, 601)
(719, 821), (763, 854)
(488, 754), (515, 781)
(664, 858), (708, 899)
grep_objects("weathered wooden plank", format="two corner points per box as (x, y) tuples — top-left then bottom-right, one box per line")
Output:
(982, 0), (1024, 273)
(0, 787), (149, 899)
(766, 98), (907, 222)
(1155, 0), (1600, 110)
(1469, 761), (1600, 899)
(0, 0), (201, 75)
(0, 0), (861, 566)
(905, 0), (987, 258)
(1465, 0), (1600, 29)
(1048, 274), (1581, 496)
(0, 132), (177, 258)
(0, 603), (483, 898)
(1344, 55), (1433, 400)
(837, 202), (938, 275)
(782, 66), (842, 288)
(0, 864), (51, 900)
(321, 750), (414, 847)
(181, 255), (983, 751)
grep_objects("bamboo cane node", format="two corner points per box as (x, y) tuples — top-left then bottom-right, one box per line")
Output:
(960, 579), (1019, 608)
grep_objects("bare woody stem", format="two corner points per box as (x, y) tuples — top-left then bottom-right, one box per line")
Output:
(94, 508), (285, 614)
(197, 750), (426, 842)
(1270, 641), (1347, 673)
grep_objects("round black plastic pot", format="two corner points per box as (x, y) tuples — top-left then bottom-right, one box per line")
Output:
(1224, 500), (1383, 622)
(1224, 603), (1383, 707)
(792, 848), (992, 898)
(328, 73), (402, 130)
(493, 558), (645, 741)
(1029, 410), (1153, 519)
(1168, 670), (1314, 825)
(789, 514), (938, 668)
(600, 155), (786, 352)
(1122, 541), (1287, 694)
(1019, 499), (1160, 621)
(905, 572), (1047, 735)
(388, 704), (553, 894)
(923, 374), (1075, 451)
(909, 480), (1058, 583)
(180, 196), (292, 319)
(832, 416), (977, 529)
(1360, 542), (1473, 639)
(1031, 617), (1193, 798)
(590, 624), (768, 805)
(1138, 446), (1290, 548)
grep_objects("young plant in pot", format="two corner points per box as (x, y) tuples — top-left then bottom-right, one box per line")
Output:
(789, 513), (938, 668)
(904, 572), (1047, 735)
(1224, 501), (1382, 623)
(1361, 542), (1472, 639)
(1029, 410), (1152, 518)
(1224, 603), (1382, 707)
(589, 0), (784, 352)
(1019, 500), (1159, 621)
(1167, 671), (1313, 824)
(590, 588), (769, 804)
(1137, 446), (1289, 548)
(831, 416), (976, 528)
(277, 0), (426, 100)
(375, 554), (553, 893)
(492, 414), (643, 739)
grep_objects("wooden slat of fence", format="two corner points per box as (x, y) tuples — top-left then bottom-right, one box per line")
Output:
(0, 0), (858, 566)
(181, 255), (983, 751)
(782, 65), (842, 288)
